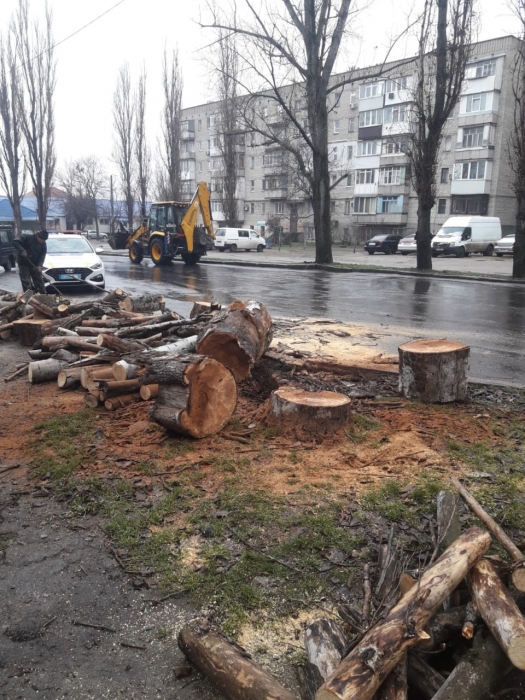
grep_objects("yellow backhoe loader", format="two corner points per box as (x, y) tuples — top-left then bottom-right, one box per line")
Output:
(109, 182), (215, 266)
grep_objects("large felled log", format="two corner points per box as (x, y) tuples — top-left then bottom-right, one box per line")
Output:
(152, 335), (197, 355)
(431, 630), (509, 700)
(99, 378), (141, 400)
(196, 300), (273, 381)
(29, 358), (69, 384)
(468, 558), (525, 669)
(76, 326), (117, 336)
(57, 368), (82, 389)
(178, 618), (297, 700)
(96, 333), (145, 354)
(145, 354), (237, 439)
(452, 477), (525, 592)
(85, 367), (118, 392)
(315, 527), (491, 700)
(112, 360), (140, 381)
(427, 607), (466, 647)
(437, 490), (462, 609)
(373, 657), (407, 700)
(398, 339), (469, 403)
(119, 293), (165, 314)
(28, 295), (57, 319)
(299, 620), (347, 700)
(269, 388), (351, 436)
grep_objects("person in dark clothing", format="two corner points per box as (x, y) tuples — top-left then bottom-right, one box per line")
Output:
(13, 230), (49, 293)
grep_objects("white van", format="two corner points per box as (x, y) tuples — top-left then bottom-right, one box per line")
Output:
(214, 228), (266, 252)
(431, 216), (501, 258)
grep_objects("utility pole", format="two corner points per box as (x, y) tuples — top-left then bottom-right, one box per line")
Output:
(110, 174), (114, 234)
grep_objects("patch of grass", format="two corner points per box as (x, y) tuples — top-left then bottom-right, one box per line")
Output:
(361, 480), (414, 523)
(289, 450), (301, 464)
(156, 626), (170, 641)
(163, 439), (194, 459)
(0, 533), (14, 563)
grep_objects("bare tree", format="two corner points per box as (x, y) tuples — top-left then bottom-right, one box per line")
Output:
(158, 48), (183, 201)
(57, 160), (92, 230)
(134, 67), (150, 217)
(0, 19), (26, 236)
(15, 0), (57, 228)
(214, 27), (241, 226)
(407, 0), (475, 270)
(77, 156), (108, 237)
(57, 156), (107, 233)
(508, 1), (525, 278)
(113, 63), (135, 230)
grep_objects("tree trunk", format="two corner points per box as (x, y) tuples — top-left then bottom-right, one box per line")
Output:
(431, 630), (509, 700)
(315, 527), (491, 700)
(305, 620), (347, 683)
(99, 378), (141, 401)
(97, 333), (145, 354)
(119, 294), (165, 313)
(269, 388), (351, 436)
(144, 354), (237, 439)
(140, 384), (158, 400)
(398, 339), (470, 403)
(406, 653), (444, 699)
(452, 477), (525, 592)
(28, 359), (69, 384)
(112, 360), (140, 381)
(416, 205), (433, 271)
(513, 193), (525, 279)
(468, 558), (525, 669)
(178, 618), (297, 700)
(57, 368), (82, 389)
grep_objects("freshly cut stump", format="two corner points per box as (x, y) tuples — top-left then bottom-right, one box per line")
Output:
(269, 387), (351, 436)
(398, 339), (469, 403)
(144, 354), (237, 439)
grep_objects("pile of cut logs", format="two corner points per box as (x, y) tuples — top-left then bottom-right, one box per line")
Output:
(177, 483), (525, 700)
(2, 289), (275, 438)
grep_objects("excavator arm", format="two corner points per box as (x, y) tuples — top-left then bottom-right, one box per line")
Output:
(180, 182), (215, 253)
(125, 219), (149, 249)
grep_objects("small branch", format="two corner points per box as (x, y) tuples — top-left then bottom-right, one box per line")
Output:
(225, 524), (301, 573)
(72, 620), (116, 633)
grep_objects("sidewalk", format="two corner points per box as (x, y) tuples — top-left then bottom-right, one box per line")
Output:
(99, 242), (516, 280)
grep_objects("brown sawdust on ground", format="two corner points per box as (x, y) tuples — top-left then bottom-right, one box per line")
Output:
(0, 374), (509, 496)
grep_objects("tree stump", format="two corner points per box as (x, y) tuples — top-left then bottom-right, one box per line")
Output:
(12, 318), (49, 346)
(269, 387), (351, 436)
(398, 339), (469, 403)
(144, 354), (237, 439)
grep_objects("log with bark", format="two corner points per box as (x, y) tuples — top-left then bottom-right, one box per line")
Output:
(315, 527), (491, 700)
(96, 333), (145, 354)
(178, 618), (297, 700)
(269, 388), (351, 436)
(190, 300), (221, 319)
(139, 384), (158, 400)
(57, 368), (83, 390)
(85, 368), (118, 392)
(104, 394), (137, 411)
(28, 295), (58, 320)
(373, 657), (407, 700)
(112, 360), (141, 381)
(144, 354), (237, 439)
(398, 339), (470, 403)
(29, 359), (69, 384)
(0, 289), (32, 317)
(80, 365), (113, 389)
(196, 300), (273, 381)
(12, 318), (49, 346)
(119, 293), (165, 314)
(101, 287), (129, 305)
(452, 477), (525, 592)
(406, 653), (444, 699)
(99, 379), (141, 401)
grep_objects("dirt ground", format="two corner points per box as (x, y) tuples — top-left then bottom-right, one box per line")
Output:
(1, 316), (525, 699)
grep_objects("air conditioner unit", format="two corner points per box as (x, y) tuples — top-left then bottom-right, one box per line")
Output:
(388, 92), (395, 99)
(349, 103), (357, 110)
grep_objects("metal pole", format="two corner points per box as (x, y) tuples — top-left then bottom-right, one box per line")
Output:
(110, 175), (114, 235)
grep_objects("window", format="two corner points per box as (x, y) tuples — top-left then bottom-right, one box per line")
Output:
(99, 218), (109, 226)
(377, 196), (401, 213)
(354, 197), (375, 213)
(385, 77), (408, 93)
(198, 162), (202, 173)
(357, 140), (380, 156)
(263, 152), (283, 166)
(261, 202), (266, 214)
(333, 92), (343, 106)
(347, 145), (353, 160)
(250, 133), (257, 146)
(330, 200), (336, 213)
(451, 194), (489, 215)
(383, 104), (407, 124)
(356, 169), (375, 184)
(359, 109), (382, 127)
(444, 136), (452, 152)
(211, 201), (222, 213)
(250, 203), (255, 214)
(346, 174), (353, 187)
(238, 230), (249, 238)
(264, 176), (287, 190)
(333, 119), (340, 134)
(453, 161), (486, 180)
(274, 201), (284, 214)
(344, 199), (353, 215)
(250, 180), (255, 192)
(379, 166), (403, 185)
(198, 119), (202, 131)
(359, 82), (382, 99)
(250, 156), (255, 169)
(461, 126), (484, 148)
(382, 139), (407, 155)
(465, 93), (487, 113)
(469, 60), (496, 78)
(348, 117), (355, 133)
(438, 199), (447, 214)
(237, 153), (245, 168)
(440, 167), (449, 184)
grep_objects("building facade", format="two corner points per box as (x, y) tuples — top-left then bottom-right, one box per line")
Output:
(180, 35), (521, 242)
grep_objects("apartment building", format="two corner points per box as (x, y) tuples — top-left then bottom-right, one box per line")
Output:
(180, 35), (521, 242)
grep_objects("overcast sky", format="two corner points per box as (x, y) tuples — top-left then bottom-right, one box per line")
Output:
(0, 0), (520, 184)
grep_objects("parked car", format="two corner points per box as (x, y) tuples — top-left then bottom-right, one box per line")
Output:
(431, 216), (501, 258)
(84, 230), (109, 240)
(42, 234), (105, 290)
(214, 228), (266, 252)
(397, 234), (417, 255)
(364, 234), (402, 255)
(0, 225), (16, 272)
(494, 234), (515, 257)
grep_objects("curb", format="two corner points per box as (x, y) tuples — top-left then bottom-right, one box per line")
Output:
(99, 250), (522, 285)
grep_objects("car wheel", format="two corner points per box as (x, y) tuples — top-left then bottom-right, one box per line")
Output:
(181, 253), (201, 265)
(149, 236), (171, 265)
(367, 251), (375, 255)
(384, 246), (392, 255)
(432, 251), (438, 257)
(229, 244), (237, 252)
(2, 259), (12, 272)
(456, 246), (466, 258)
(257, 244), (264, 252)
(129, 243), (144, 264)
(483, 244), (494, 257)
(496, 253), (503, 257)
(400, 252), (408, 256)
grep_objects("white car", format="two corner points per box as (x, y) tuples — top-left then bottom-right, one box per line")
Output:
(84, 230), (108, 240)
(397, 235), (417, 255)
(214, 228), (266, 252)
(494, 234), (515, 257)
(42, 234), (105, 290)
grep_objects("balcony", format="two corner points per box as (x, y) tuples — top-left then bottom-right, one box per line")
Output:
(181, 128), (195, 140)
(263, 187), (288, 199)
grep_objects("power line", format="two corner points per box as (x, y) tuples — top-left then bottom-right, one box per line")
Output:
(20, 0), (128, 68)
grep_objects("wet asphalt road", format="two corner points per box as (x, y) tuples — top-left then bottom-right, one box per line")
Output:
(1, 257), (524, 386)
